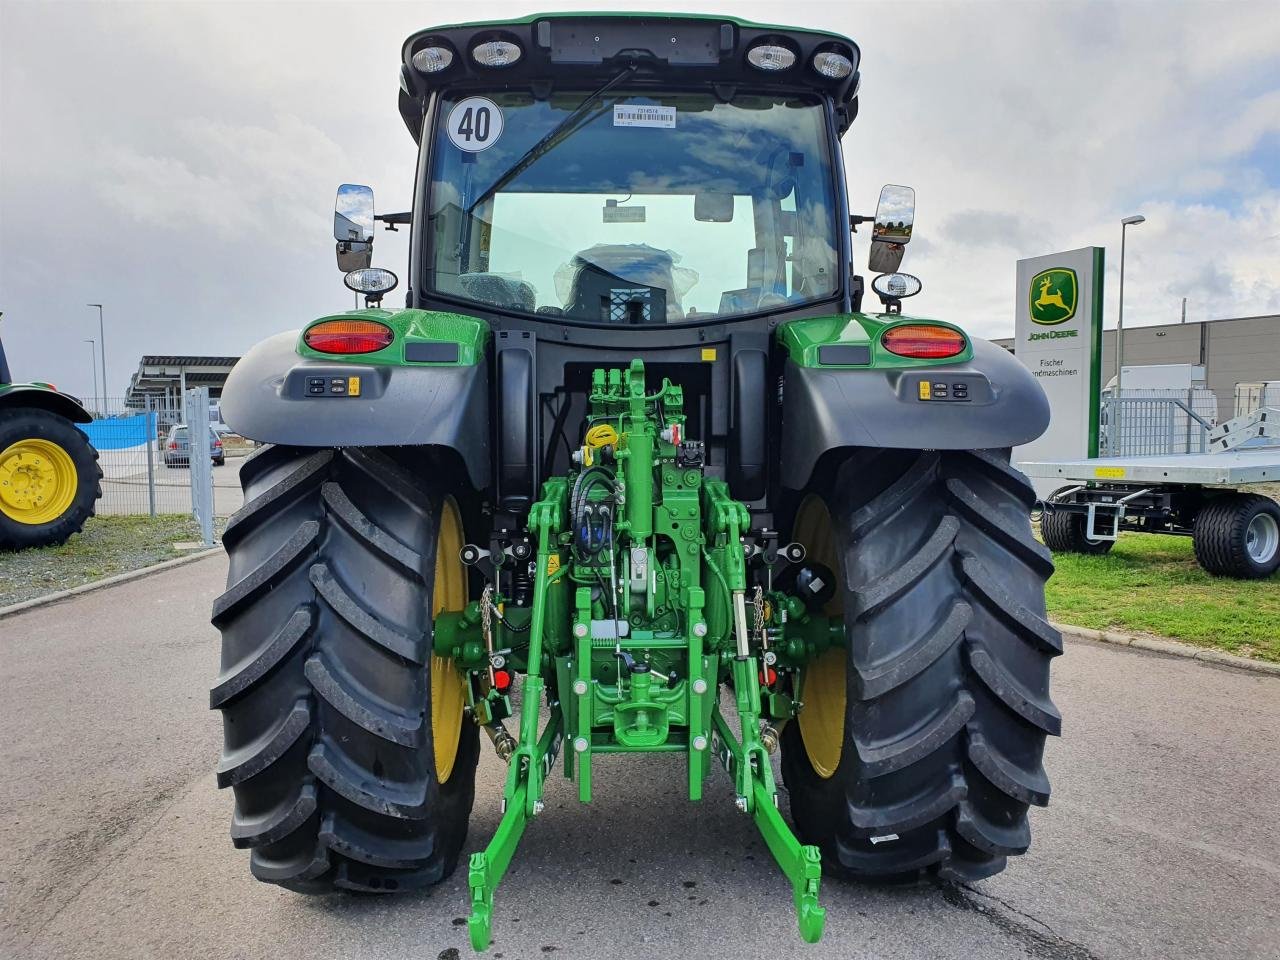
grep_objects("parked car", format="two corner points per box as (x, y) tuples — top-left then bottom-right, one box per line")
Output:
(163, 424), (224, 467)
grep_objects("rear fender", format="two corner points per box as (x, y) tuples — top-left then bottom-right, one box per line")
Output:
(779, 337), (1049, 490)
(221, 329), (491, 490)
(0, 383), (92, 424)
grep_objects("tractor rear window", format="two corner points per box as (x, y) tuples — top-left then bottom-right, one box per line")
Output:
(425, 91), (840, 324)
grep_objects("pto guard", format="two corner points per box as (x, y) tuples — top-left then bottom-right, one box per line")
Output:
(780, 337), (1049, 489)
(220, 331), (490, 488)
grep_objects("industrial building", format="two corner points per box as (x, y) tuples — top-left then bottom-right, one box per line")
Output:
(994, 313), (1280, 421)
(123, 355), (239, 410)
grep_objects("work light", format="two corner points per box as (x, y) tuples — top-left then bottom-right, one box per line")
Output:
(746, 43), (796, 71)
(811, 50), (854, 78)
(412, 45), (454, 74)
(472, 39), (522, 67)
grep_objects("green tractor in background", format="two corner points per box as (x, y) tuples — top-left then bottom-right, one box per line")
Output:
(212, 14), (1058, 950)
(0, 315), (102, 549)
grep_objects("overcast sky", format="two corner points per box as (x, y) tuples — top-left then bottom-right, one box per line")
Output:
(2, 0), (1278, 399)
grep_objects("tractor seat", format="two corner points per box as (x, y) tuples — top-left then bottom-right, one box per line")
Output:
(560, 244), (684, 323)
(458, 273), (537, 313)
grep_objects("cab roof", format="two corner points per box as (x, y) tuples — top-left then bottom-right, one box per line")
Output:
(397, 12), (861, 140)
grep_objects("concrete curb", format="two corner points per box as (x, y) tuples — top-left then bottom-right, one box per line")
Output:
(0, 548), (222, 621)
(1054, 621), (1280, 677)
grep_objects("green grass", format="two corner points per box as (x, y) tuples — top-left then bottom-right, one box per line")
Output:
(1045, 532), (1280, 662)
(0, 514), (209, 608)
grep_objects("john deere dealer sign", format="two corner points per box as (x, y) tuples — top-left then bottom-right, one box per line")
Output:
(1014, 247), (1104, 481)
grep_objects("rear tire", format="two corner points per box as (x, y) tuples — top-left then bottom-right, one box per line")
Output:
(1193, 493), (1280, 579)
(782, 448), (1060, 882)
(0, 408), (101, 550)
(210, 444), (480, 892)
(1040, 502), (1114, 555)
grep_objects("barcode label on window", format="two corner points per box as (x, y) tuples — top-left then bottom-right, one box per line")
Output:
(613, 104), (676, 128)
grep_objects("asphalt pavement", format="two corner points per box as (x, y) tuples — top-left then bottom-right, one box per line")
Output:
(1, 553), (1277, 960)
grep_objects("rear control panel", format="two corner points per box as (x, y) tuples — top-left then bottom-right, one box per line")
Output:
(285, 366), (385, 400)
(905, 372), (991, 404)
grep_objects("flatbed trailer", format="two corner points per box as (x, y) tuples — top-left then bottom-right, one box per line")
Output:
(1018, 408), (1280, 579)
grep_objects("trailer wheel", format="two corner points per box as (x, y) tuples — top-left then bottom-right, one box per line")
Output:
(0, 408), (101, 550)
(211, 444), (480, 892)
(1193, 493), (1280, 579)
(1040, 503), (1114, 555)
(782, 448), (1060, 882)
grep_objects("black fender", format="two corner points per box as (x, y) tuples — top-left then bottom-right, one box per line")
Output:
(780, 337), (1049, 489)
(0, 384), (92, 424)
(221, 331), (490, 490)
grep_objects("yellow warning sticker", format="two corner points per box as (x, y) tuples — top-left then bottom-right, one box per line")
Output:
(347, 375), (361, 397)
(547, 554), (561, 576)
(918, 380), (932, 400)
(701, 347), (717, 362)
(1094, 466), (1126, 479)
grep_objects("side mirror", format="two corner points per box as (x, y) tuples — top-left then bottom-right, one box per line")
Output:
(335, 183), (375, 273)
(334, 183), (375, 242)
(868, 184), (915, 274)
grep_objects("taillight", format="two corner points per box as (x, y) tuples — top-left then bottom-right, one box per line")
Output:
(303, 319), (394, 354)
(882, 324), (967, 360)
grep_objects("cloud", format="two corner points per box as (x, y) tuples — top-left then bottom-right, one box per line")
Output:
(1, 0), (1278, 399)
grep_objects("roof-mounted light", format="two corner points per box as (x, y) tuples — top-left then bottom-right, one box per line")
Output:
(746, 43), (796, 71)
(812, 50), (854, 79)
(343, 267), (399, 297)
(412, 45), (454, 74)
(472, 39), (522, 68)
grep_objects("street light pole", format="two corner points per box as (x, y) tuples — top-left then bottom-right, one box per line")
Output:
(1114, 215), (1145, 452)
(84, 339), (98, 416)
(87, 304), (106, 414)
(1116, 215), (1145, 401)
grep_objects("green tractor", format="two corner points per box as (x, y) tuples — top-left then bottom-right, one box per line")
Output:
(0, 317), (102, 549)
(212, 13), (1058, 950)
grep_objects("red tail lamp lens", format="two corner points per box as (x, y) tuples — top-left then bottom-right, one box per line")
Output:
(882, 325), (967, 359)
(304, 320), (393, 354)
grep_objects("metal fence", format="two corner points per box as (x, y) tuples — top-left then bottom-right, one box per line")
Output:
(1100, 389), (1218, 457)
(82, 390), (244, 527)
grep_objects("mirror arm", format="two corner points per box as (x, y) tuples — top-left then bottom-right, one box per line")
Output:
(849, 214), (873, 234)
(375, 211), (412, 233)
(850, 273), (864, 313)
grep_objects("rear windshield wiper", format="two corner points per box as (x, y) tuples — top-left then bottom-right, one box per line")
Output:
(464, 65), (638, 217)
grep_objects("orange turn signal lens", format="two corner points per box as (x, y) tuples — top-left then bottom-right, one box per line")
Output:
(882, 324), (967, 360)
(303, 320), (393, 355)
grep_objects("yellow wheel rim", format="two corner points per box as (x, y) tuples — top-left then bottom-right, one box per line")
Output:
(0, 438), (79, 526)
(431, 497), (468, 785)
(793, 495), (846, 779)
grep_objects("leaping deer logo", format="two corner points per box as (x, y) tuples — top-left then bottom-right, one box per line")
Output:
(1029, 267), (1077, 324)
(1034, 276), (1068, 312)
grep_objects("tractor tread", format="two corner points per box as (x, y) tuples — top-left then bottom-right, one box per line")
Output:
(231, 782), (318, 849)
(846, 772), (967, 835)
(851, 516), (959, 619)
(966, 639), (1062, 735)
(852, 691), (975, 778)
(309, 562), (426, 664)
(321, 482), (427, 581)
(319, 811), (437, 869)
(212, 520), (320, 625)
(209, 604), (314, 708)
(305, 653), (425, 746)
(955, 802), (1031, 856)
(854, 600), (970, 700)
(308, 740), (430, 820)
(966, 729), (1051, 806)
(944, 476), (1055, 577)
(215, 699), (311, 788)
(959, 554), (1063, 655)
(222, 449), (333, 548)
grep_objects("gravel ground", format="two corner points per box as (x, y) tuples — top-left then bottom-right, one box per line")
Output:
(0, 514), (208, 607)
